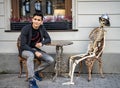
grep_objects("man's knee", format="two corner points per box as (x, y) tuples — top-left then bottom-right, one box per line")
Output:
(22, 50), (35, 60)
(48, 56), (54, 65)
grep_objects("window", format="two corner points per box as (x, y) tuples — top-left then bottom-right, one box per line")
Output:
(10, 0), (72, 31)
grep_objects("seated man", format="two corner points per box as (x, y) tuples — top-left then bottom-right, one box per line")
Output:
(19, 12), (54, 88)
(63, 14), (110, 85)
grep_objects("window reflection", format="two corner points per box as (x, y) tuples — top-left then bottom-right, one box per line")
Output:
(11, 0), (72, 30)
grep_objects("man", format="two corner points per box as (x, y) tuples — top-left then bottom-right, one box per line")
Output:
(19, 12), (54, 88)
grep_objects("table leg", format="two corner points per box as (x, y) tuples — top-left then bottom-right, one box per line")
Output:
(53, 46), (63, 81)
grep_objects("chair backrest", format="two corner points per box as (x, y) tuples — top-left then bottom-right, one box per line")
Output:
(95, 37), (105, 58)
(88, 27), (106, 58)
(17, 35), (21, 56)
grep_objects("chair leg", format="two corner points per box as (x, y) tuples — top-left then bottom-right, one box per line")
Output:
(23, 61), (28, 81)
(88, 65), (92, 82)
(98, 58), (104, 78)
(18, 58), (23, 78)
(85, 58), (95, 82)
(78, 61), (82, 76)
(18, 56), (29, 81)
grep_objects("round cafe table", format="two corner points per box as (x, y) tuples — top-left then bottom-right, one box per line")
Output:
(47, 40), (73, 81)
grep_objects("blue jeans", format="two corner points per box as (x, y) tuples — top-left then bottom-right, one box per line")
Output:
(22, 50), (54, 78)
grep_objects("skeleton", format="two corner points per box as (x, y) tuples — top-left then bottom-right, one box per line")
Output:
(63, 14), (110, 85)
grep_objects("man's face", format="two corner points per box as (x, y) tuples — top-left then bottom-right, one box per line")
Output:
(32, 16), (43, 29)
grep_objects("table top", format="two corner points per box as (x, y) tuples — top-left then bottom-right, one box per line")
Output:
(47, 40), (73, 47)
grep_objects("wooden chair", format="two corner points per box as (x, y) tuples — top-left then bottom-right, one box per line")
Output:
(84, 38), (105, 82)
(63, 27), (105, 85)
(17, 36), (44, 81)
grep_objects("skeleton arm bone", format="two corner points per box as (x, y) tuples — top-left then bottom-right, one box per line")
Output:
(75, 52), (95, 66)
(70, 43), (92, 60)
(70, 53), (88, 59)
(96, 35), (105, 58)
(73, 43), (97, 64)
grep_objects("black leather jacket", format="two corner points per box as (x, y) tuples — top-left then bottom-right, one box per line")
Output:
(19, 24), (51, 56)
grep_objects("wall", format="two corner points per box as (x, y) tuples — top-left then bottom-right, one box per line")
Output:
(73, 0), (120, 53)
(0, 0), (120, 73)
(0, 0), (120, 54)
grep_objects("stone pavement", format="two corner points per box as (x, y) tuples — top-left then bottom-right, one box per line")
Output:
(0, 73), (120, 88)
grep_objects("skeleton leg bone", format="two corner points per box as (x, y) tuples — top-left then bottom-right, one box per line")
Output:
(68, 54), (87, 77)
(62, 53), (95, 85)
(68, 57), (73, 77)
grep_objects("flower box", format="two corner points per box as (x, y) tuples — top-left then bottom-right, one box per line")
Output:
(11, 22), (72, 30)
(11, 22), (30, 30)
(43, 22), (72, 30)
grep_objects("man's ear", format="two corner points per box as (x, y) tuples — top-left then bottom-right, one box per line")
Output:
(99, 17), (102, 22)
(32, 18), (34, 22)
(41, 21), (43, 25)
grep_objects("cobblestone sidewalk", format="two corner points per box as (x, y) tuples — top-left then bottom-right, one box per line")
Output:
(0, 73), (120, 88)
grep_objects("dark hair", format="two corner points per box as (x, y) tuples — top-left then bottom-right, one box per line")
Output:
(33, 12), (44, 20)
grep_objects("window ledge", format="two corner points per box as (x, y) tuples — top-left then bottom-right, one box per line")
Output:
(5, 29), (78, 32)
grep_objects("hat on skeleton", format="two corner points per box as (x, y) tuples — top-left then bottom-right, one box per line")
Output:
(99, 14), (110, 26)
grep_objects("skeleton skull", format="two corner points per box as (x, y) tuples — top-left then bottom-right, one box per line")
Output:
(99, 14), (110, 27)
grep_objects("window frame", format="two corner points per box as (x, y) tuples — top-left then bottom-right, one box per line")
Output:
(5, 0), (77, 32)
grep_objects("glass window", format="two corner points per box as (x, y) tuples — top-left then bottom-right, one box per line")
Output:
(10, 0), (72, 30)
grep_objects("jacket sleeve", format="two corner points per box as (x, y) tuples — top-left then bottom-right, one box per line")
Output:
(41, 26), (51, 45)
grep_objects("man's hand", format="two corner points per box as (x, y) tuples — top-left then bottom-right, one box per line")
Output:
(35, 42), (42, 48)
(35, 51), (42, 58)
